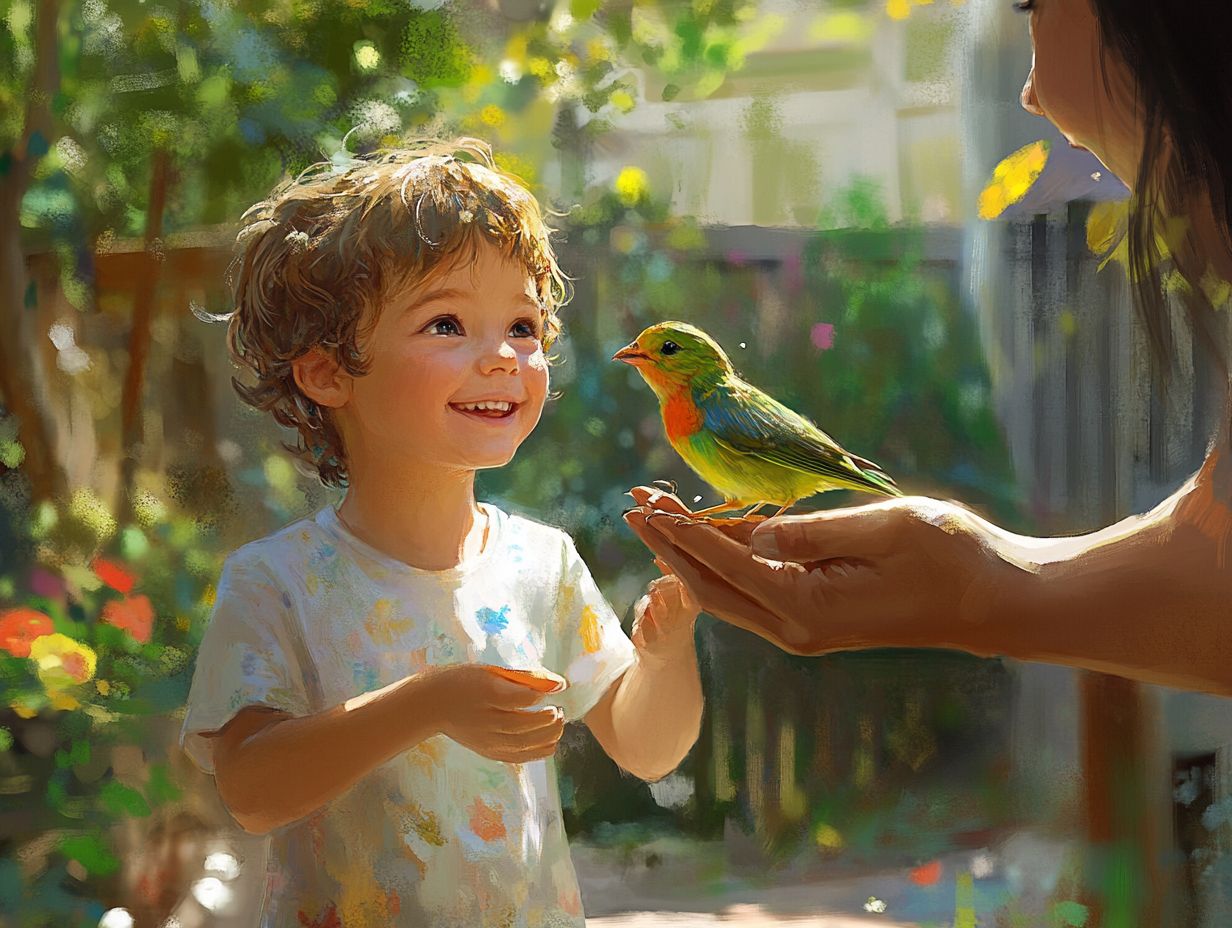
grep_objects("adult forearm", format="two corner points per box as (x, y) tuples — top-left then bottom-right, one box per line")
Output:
(603, 650), (703, 781)
(974, 479), (1232, 693)
(216, 673), (443, 834)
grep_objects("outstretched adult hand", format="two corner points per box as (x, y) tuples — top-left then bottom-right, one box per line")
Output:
(623, 486), (1012, 657)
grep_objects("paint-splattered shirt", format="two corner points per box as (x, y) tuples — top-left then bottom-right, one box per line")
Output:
(181, 504), (637, 928)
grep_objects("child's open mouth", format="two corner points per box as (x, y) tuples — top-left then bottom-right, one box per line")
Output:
(450, 400), (519, 421)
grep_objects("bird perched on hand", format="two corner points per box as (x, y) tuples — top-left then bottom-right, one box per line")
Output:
(613, 321), (900, 518)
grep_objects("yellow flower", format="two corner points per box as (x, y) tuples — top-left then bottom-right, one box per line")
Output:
(614, 166), (650, 207)
(814, 823), (844, 849)
(48, 691), (80, 711)
(977, 140), (1051, 220)
(479, 104), (506, 127)
(29, 633), (97, 691)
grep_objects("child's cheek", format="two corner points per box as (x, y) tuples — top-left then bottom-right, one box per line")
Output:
(528, 348), (550, 397)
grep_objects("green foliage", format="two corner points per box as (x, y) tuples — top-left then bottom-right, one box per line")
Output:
(0, 483), (222, 911)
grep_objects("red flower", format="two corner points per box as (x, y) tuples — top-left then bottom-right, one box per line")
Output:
(92, 558), (136, 594)
(910, 859), (943, 886)
(101, 595), (154, 644)
(0, 608), (54, 658)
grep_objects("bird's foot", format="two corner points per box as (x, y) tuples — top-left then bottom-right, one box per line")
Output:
(651, 479), (679, 495)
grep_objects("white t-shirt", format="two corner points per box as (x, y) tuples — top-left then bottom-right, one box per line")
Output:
(181, 504), (637, 928)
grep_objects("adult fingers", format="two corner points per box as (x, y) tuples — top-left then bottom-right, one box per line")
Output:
(626, 510), (791, 642)
(628, 486), (693, 515)
(642, 513), (794, 606)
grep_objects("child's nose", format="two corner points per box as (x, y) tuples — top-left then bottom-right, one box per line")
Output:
(480, 340), (520, 374)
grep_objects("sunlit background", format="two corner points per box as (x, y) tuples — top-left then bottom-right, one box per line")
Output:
(3, 0), (1232, 925)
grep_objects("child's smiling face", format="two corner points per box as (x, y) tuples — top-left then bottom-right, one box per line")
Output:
(340, 241), (550, 473)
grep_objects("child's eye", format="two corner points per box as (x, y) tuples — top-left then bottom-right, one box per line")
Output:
(1012, 0), (1034, 10)
(424, 315), (463, 336)
(510, 318), (541, 340)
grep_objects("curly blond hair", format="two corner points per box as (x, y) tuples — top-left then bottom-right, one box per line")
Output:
(220, 138), (570, 488)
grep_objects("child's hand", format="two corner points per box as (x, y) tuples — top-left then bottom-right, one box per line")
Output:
(427, 665), (566, 764)
(631, 574), (700, 660)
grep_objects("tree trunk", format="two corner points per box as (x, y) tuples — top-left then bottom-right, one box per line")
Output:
(119, 147), (173, 511)
(0, 0), (65, 503)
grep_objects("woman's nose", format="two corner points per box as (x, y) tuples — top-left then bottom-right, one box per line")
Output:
(1021, 65), (1045, 117)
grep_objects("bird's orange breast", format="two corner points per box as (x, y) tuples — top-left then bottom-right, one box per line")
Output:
(662, 393), (703, 442)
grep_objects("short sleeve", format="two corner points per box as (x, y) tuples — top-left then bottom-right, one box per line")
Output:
(180, 551), (312, 774)
(547, 535), (636, 721)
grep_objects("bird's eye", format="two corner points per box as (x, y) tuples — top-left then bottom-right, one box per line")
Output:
(661, 340), (680, 356)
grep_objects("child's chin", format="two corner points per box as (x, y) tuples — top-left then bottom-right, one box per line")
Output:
(465, 446), (523, 470)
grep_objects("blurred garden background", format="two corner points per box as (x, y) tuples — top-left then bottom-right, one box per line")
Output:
(4, 0), (1232, 925)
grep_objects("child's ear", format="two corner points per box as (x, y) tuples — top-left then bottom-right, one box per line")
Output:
(292, 349), (352, 409)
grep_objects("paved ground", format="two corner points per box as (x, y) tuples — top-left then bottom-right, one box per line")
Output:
(162, 829), (1074, 927)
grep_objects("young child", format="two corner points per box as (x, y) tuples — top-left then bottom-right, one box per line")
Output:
(180, 138), (704, 927)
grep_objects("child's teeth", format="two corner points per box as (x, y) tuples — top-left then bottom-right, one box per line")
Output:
(460, 401), (512, 412)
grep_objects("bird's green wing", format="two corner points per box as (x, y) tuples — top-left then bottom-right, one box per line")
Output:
(697, 379), (900, 495)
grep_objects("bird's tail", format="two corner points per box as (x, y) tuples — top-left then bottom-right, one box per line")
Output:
(859, 467), (903, 497)
(846, 453), (902, 497)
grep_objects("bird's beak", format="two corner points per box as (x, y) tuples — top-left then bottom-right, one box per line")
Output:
(613, 343), (650, 365)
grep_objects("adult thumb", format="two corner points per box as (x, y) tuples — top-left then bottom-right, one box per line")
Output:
(750, 514), (829, 560)
(751, 503), (900, 561)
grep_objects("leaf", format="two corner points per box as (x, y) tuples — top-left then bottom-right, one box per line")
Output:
(570, 0), (602, 19)
(1052, 900), (1090, 927)
(1086, 199), (1128, 258)
(145, 764), (182, 807)
(977, 140), (1051, 220)
(100, 780), (151, 818)
(58, 833), (120, 878)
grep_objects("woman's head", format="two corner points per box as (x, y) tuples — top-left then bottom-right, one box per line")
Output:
(1019, 0), (1232, 373)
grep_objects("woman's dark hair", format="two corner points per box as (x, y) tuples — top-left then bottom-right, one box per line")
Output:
(1089, 0), (1232, 379)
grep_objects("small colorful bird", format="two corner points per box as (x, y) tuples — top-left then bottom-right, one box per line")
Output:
(613, 321), (900, 518)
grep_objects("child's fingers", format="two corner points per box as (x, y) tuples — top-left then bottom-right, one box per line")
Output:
(649, 576), (683, 619)
(659, 574), (696, 614)
(487, 678), (555, 710)
(487, 739), (563, 764)
(484, 727), (565, 762)
(483, 665), (566, 694)
(631, 593), (658, 648)
(490, 705), (563, 735)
